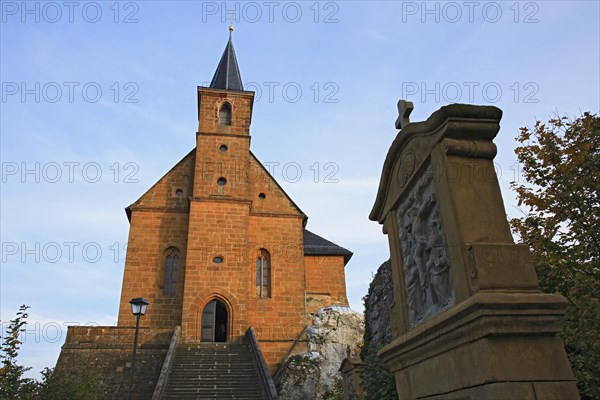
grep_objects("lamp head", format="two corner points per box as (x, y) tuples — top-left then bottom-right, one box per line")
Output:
(129, 297), (149, 316)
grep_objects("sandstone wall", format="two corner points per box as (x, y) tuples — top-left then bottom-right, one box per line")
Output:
(55, 326), (172, 400)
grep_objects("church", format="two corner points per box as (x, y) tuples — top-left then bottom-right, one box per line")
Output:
(56, 26), (353, 398)
(56, 26), (352, 400)
(117, 24), (352, 364)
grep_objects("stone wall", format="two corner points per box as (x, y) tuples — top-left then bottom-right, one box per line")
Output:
(117, 150), (195, 329)
(55, 326), (173, 400)
(305, 255), (349, 316)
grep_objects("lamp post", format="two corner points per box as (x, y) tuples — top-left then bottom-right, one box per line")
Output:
(127, 297), (149, 400)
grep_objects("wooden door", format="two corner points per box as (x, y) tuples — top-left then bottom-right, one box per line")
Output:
(201, 300), (216, 342)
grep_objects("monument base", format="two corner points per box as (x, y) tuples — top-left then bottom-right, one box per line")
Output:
(379, 291), (579, 399)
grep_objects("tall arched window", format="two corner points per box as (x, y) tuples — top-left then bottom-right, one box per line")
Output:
(163, 248), (179, 296)
(256, 249), (270, 298)
(218, 103), (232, 125)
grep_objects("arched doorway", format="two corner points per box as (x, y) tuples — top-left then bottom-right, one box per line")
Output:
(200, 299), (228, 342)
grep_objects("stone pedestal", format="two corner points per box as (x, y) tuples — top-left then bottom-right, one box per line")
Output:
(339, 358), (364, 400)
(370, 104), (579, 399)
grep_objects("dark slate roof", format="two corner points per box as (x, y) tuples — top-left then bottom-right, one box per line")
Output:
(209, 32), (244, 91)
(303, 229), (353, 265)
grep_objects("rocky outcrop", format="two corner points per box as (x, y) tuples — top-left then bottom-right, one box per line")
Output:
(364, 260), (394, 352)
(276, 306), (364, 399)
(360, 260), (398, 399)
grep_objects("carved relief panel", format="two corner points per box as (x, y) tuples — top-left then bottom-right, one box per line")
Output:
(396, 166), (455, 327)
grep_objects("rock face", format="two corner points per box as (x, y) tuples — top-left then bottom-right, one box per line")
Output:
(364, 260), (394, 348)
(276, 306), (364, 399)
(360, 260), (398, 399)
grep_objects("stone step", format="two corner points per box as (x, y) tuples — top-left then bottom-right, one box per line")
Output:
(169, 364), (255, 369)
(172, 360), (252, 362)
(166, 387), (260, 391)
(168, 374), (259, 378)
(168, 376), (260, 382)
(165, 396), (262, 398)
(163, 342), (265, 400)
(166, 387), (260, 390)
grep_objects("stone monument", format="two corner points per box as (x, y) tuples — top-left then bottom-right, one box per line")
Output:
(369, 102), (579, 399)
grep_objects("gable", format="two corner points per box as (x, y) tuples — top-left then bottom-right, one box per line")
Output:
(248, 151), (306, 218)
(126, 149), (196, 220)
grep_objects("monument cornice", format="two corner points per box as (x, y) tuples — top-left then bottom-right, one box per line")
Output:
(378, 290), (569, 370)
(370, 103), (502, 223)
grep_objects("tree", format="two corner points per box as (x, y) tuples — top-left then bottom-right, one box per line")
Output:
(0, 305), (99, 400)
(510, 111), (600, 400)
(37, 366), (99, 400)
(0, 305), (39, 400)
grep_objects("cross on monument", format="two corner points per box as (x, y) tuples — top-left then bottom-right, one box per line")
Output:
(395, 100), (414, 130)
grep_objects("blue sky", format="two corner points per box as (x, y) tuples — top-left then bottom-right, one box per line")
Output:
(1, 0), (599, 377)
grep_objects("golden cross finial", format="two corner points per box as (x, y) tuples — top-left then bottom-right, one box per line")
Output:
(228, 8), (234, 34)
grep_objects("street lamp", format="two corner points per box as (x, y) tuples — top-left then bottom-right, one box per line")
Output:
(127, 297), (149, 400)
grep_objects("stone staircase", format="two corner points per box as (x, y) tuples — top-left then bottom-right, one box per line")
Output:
(163, 342), (266, 400)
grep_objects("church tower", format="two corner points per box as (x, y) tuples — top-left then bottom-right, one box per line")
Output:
(115, 27), (352, 369)
(182, 26), (306, 347)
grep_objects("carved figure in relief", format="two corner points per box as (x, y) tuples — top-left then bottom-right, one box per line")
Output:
(401, 208), (426, 322)
(404, 257), (424, 324)
(427, 210), (453, 306)
(397, 167), (455, 326)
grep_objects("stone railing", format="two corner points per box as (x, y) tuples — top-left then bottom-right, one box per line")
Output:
(272, 324), (307, 385)
(244, 327), (278, 400)
(152, 326), (181, 400)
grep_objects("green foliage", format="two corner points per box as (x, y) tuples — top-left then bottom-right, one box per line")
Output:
(510, 111), (600, 400)
(359, 262), (397, 400)
(38, 366), (100, 400)
(0, 305), (38, 400)
(0, 305), (100, 400)
(358, 348), (396, 400)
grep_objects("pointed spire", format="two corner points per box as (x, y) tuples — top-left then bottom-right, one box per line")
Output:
(209, 25), (244, 91)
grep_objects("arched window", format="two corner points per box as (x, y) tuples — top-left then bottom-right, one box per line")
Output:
(256, 249), (270, 298)
(218, 103), (232, 125)
(163, 248), (179, 296)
